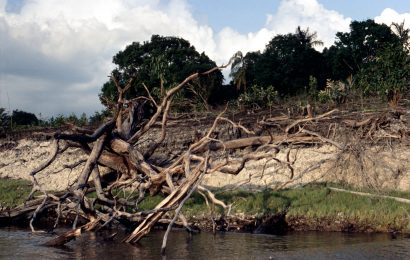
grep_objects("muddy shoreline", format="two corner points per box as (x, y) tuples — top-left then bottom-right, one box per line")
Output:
(3, 209), (409, 237)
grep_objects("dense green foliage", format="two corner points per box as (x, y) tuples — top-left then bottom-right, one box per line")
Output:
(233, 21), (408, 107)
(42, 110), (112, 128)
(234, 27), (326, 96)
(324, 20), (400, 80)
(49, 112), (88, 127)
(0, 109), (39, 135)
(254, 28), (325, 96)
(237, 84), (278, 109)
(0, 107), (111, 136)
(11, 110), (38, 126)
(323, 20), (409, 105)
(99, 20), (407, 111)
(100, 35), (224, 109)
(356, 43), (410, 104)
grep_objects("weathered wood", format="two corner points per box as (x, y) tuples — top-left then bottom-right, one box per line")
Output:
(124, 162), (205, 243)
(328, 187), (410, 204)
(30, 139), (59, 176)
(342, 118), (373, 127)
(54, 119), (115, 143)
(203, 135), (320, 152)
(43, 218), (100, 247)
(161, 158), (207, 254)
(285, 109), (339, 133)
(75, 134), (107, 196)
(10, 59), (402, 255)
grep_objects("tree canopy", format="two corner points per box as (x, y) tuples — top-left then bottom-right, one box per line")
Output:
(100, 35), (223, 108)
(11, 110), (38, 126)
(324, 19), (401, 80)
(355, 36), (409, 105)
(230, 27), (326, 96)
(98, 20), (409, 111)
(230, 51), (261, 92)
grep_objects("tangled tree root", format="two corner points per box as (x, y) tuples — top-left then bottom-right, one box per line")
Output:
(1, 56), (409, 252)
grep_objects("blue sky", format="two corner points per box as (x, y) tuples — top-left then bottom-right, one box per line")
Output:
(0, 0), (409, 117)
(7, 0), (409, 32)
(320, 0), (409, 20)
(189, 0), (410, 33)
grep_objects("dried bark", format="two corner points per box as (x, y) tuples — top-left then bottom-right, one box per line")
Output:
(1, 54), (408, 253)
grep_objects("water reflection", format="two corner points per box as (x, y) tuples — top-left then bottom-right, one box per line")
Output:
(0, 227), (409, 260)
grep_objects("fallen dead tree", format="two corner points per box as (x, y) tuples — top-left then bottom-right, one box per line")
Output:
(0, 58), (298, 250)
(1, 56), (409, 253)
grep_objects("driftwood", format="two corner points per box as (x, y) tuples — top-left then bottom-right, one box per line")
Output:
(285, 109), (339, 133)
(328, 187), (410, 204)
(2, 58), (277, 250)
(43, 217), (101, 246)
(1, 54), (408, 253)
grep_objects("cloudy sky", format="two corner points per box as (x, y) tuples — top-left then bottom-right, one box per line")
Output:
(0, 0), (409, 118)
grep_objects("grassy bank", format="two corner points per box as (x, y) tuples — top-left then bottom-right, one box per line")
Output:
(1, 178), (409, 233)
(0, 178), (32, 208)
(140, 183), (410, 233)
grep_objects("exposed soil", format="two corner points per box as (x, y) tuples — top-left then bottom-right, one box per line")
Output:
(1, 107), (409, 240)
(1, 106), (410, 200)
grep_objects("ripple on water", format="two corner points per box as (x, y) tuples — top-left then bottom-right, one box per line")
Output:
(1, 228), (409, 260)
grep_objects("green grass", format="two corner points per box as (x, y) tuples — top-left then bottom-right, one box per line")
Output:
(134, 183), (410, 232)
(1, 178), (409, 231)
(282, 185), (410, 228)
(138, 195), (164, 210)
(0, 178), (32, 208)
(177, 184), (410, 231)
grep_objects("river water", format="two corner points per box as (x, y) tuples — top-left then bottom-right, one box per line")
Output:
(0, 228), (409, 259)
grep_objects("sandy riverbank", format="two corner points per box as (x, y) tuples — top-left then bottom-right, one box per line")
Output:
(0, 138), (409, 192)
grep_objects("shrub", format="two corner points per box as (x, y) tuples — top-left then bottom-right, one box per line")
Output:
(238, 85), (278, 109)
(318, 79), (348, 104)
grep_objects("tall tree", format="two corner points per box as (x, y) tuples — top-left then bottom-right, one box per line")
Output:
(391, 20), (410, 51)
(356, 42), (409, 106)
(324, 19), (400, 80)
(253, 27), (325, 95)
(0, 108), (10, 134)
(294, 26), (323, 48)
(100, 35), (223, 108)
(230, 51), (261, 92)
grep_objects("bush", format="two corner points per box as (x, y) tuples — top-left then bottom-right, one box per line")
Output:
(318, 79), (348, 104)
(356, 44), (409, 107)
(238, 85), (278, 109)
(12, 110), (38, 126)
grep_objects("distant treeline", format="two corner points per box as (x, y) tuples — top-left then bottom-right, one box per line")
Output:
(100, 19), (409, 109)
(0, 108), (111, 135)
(3, 19), (408, 134)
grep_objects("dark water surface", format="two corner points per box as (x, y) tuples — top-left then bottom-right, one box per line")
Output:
(0, 228), (409, 259)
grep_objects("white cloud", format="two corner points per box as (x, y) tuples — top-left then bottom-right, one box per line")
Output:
(375, 8), (410, 30)
(0, 0), (5, 12)
(265, 0), (351, 49)
(0, 0), (353, 117)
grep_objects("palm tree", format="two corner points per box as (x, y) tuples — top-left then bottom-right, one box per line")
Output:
(230, 51), (247, 92)
(295, 26), (323, 48)
(0, 108), (10, 134)
(391, 21), (410, 50)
